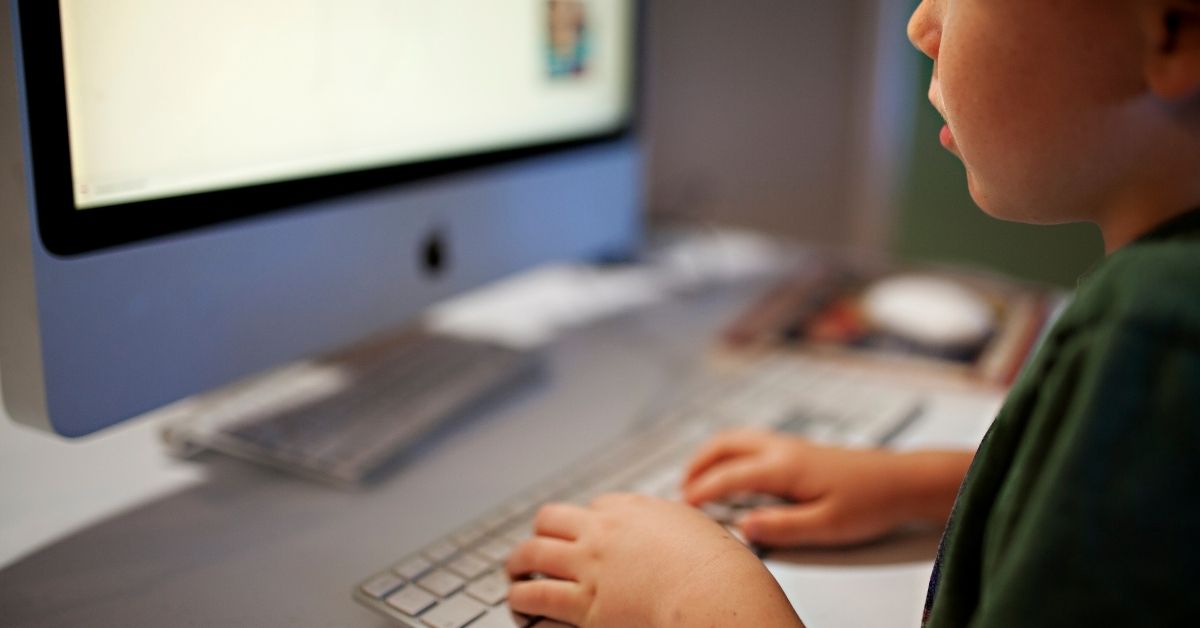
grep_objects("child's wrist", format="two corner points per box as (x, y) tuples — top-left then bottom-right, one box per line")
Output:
(889, 450), (974, 526)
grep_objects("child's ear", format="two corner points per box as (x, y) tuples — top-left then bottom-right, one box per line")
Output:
(1143, 1), (1200, 101)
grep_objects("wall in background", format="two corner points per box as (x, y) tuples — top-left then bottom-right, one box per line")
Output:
(643, 0), (871, 245)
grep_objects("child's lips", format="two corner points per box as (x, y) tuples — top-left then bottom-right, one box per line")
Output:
(939, 123), (959, 154)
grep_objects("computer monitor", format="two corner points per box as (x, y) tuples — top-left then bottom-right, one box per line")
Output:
(0, 0), (641, 437)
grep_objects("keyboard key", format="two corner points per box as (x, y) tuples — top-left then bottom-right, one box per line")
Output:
(452, 526), (487, 548)
(500, 522), (532, 544)
(475, 538), (515, 563)
(447, 552), (491, 580)
(360, 572), (405, 599)
(419, 592), (486, 628)
(480, 512), (510, 530)
(418, 569), (466, 597)
(629, 468), (678, 497)
(465, 570), (509, 606)
(470, 604), (532, 628)
(385, 585), (437, 616)
(742, 493), (789, 509)
(424, 540), (459, 562)
(395, 555), (434, 580)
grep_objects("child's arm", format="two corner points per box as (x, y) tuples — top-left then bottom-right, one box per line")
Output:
(506, 494), (804, 627)
(683, 429), (973, 546)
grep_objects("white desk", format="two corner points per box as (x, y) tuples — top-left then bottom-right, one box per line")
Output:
(0, 252), (1000, 628)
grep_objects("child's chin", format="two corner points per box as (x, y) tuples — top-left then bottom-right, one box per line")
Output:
(965, 174), (1023, 223)
(970, 192), (1060, 226)
(964, 172), (996, 216)
(966, 170), (1087, 226)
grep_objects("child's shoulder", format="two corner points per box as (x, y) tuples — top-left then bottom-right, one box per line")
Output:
(1062, 230), (1200, 344)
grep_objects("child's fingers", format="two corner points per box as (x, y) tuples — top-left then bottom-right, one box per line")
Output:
(506, 537), (580, 581)
(682, 458), (782, 505)
(508, 579), (590, 626)
(534, 502), (589, 541)
(739, 505), (842, 547)
(682, 429), (769, 484)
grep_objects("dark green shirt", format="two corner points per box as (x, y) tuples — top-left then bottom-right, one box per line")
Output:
(924, 209), (1200, 627)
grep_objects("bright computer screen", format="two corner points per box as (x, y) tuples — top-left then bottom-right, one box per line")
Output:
(59, 0), (634, 210)
(22, 0), (637, 255)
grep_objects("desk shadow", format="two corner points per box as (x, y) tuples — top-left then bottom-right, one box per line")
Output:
(763, 526), (943, 568)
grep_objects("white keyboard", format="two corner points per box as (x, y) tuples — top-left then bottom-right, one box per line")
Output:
(163, 331), (540, 486)
(353, 355), (926, 628)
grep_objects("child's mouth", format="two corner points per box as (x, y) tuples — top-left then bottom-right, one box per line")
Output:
(939, 123), (958, 154)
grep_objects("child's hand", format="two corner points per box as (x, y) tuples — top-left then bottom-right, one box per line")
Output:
(683, 429), (972, 547)
(506, 493), (803, 627)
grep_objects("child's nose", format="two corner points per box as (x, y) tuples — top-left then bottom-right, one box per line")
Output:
(907, 0), (940, 60)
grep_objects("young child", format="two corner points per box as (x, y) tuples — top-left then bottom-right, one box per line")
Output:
(505, 0), (1200, 625)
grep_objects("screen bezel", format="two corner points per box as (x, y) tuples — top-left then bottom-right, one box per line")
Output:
(18, 0), (640, 257)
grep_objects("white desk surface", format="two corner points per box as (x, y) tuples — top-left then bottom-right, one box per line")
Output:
(0, 238), (1001, 628)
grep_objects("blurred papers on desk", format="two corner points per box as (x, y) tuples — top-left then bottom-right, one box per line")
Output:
(721, 258), (1061, 387)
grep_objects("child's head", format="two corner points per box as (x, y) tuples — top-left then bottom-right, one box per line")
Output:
(908, 0), (1200, 250)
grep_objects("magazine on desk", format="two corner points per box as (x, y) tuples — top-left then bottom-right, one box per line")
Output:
(720, 258), (1062, 388)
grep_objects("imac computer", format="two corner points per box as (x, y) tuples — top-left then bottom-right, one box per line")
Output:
(0, 1), (641, 439)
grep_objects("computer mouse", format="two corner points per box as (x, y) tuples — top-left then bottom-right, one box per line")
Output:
(860, 274), (995, 349)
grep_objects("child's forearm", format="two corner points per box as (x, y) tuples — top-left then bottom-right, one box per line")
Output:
(667, 553), (807, 628)
(891, 450), (976, 526)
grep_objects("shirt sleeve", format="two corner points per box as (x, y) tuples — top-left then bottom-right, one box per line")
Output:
(968, 320), (1200, 626)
